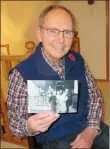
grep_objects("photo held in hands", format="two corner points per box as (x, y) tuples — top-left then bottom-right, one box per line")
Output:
(27, 80), (79, 114)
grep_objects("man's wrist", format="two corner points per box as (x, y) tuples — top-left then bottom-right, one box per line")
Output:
(26, 121), (40, 136)
(86, 119), (101, 135)
(85, 128), (98, 137)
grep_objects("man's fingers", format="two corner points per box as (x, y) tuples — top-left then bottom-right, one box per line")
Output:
(36, 113), (60, 126)
(37, 118), (57, 132)
(34, 112), (60, 120)
(70, 135), (80, 146)
(27, 112), (60, 134)
(32, 113), (60, 133)
(34, 112), (55, 120)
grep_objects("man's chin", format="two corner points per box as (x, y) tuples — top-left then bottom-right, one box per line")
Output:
(52, 53), (65, 60)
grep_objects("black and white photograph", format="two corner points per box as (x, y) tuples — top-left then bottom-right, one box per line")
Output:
(27, 80), (79, 113)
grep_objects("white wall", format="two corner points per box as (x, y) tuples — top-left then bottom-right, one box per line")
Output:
(1, 1), (53, 55)
(57, 1), (106, 80)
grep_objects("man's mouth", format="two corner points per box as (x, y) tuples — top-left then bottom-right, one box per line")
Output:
(53, 46), (64, 50)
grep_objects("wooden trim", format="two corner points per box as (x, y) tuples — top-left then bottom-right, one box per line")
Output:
(96, 79), (108, 82)
(0, 44), (10, 55)
(71, 31), (80, 53)
(1, 54), (30, 61)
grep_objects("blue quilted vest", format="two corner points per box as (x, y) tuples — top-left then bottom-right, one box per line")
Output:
(15, 42), (89, 142)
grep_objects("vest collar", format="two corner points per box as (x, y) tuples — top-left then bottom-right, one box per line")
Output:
(34, 42), (76, 76)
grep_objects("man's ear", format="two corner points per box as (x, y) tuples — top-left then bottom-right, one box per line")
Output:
(36, 27), (42, 42)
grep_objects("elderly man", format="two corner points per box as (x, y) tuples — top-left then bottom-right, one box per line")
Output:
(7, 5), (108, 149)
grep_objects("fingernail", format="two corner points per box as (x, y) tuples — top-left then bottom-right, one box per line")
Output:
(55, 113), (60, 117)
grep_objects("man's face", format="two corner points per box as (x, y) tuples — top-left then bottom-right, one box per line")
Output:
(37, 9), (73, 61)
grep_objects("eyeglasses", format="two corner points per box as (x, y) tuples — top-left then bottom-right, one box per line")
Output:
(40, 26), (75, 38)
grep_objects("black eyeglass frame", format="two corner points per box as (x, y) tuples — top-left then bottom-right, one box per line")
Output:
(39, 26), (75, 38)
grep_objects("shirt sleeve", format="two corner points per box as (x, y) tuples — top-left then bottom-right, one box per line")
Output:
(7, 69), (31, 138)
(85, 62), (103, 132)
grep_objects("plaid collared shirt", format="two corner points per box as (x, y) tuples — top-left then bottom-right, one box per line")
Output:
(42, 49), (65, 80)
(7, 51), (103, 138)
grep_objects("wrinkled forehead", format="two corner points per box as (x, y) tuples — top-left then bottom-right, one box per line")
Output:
(43, 9), (73, 29)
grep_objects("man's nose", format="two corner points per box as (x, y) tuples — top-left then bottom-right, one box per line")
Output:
(57, 31), (64, 43)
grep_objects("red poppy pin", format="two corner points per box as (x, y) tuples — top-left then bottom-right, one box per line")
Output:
(68, 54), (75, 61)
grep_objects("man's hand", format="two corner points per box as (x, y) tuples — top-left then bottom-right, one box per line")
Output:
(27, 112), (60, 135)
(70, 128), (98, 149)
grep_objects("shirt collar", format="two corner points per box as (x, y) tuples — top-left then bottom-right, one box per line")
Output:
(41, 48), (64, 68)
